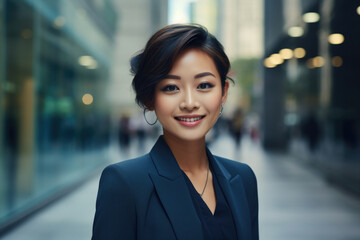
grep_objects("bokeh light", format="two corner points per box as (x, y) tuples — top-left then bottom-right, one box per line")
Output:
(78, 56), (98, 69)
(288, 26), (304, 37)
(82, 93), (93, 105)
(332, 56), (343, 67)
(312, 56), (325, 67)
(303, 12), (320, 23)
(328, 33), (344, 44)
(269, 53), (284, 65)
(264, 58), (276, 68)
(279, 48), (293, 59)
(54, 16), (65, 28)
(294, 48), (306, 58)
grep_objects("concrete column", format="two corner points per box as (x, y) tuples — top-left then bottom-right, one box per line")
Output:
(262, 66), (286, 150)
(262, 0), (286, 150)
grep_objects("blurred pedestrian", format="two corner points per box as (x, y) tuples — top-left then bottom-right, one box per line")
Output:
(92, 24), (258, 240)
(129, 111), (151, 154)
(118, 113), (131, 151)
(231, 108), (244, 147)
(300, 111), (321, 152)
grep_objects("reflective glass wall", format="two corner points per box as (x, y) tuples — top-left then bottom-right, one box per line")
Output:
(0, 0), (117, 231)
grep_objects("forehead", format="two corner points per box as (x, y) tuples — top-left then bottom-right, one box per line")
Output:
(169, 49), (218, 75)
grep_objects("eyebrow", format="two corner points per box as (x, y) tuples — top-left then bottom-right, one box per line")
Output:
(164, 72), (215, 80)
(195, 72), (215, 78)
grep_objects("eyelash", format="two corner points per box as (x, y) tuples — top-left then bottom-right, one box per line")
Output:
(197, 83), (214, 90)
(161, 83), (214, 92)
(161, 85), (179, 92)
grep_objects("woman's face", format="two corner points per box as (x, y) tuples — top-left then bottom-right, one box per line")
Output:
(154, 49), (229, 142)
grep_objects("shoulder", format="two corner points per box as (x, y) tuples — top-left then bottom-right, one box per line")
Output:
(99, 154), (153, 189)
(103, 154), (151, 174)
(215, 156), (256, 177)
(93, 156), (153, 239)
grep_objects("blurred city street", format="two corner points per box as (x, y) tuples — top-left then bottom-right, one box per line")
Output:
(1, 0), (360, 239)
(1, 133), (360, 240)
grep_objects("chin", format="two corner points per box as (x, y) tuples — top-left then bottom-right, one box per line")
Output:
(163, 128), (209, 143)
(178, 134), (205, 142)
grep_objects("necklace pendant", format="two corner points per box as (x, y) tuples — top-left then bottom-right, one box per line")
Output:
(200, 166), (210, 198)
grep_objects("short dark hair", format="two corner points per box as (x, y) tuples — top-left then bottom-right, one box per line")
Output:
(131, 24), (232, 109)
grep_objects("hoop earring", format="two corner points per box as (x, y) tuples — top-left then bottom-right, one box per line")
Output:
(219, 103), (224, 117)
(143, 108), (158, 125)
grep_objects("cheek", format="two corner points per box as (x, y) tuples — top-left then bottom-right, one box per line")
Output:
(204, 91), (223, 113)
(154, 94), (174, 117)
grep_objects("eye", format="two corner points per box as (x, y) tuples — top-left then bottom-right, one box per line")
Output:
(197, 83), (214, 90)
(161, 85), (179, 92)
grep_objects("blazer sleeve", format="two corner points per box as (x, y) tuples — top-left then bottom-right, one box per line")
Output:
(237, 162), (259, 240)
(248, 166), (259, 240)
(92, 165), (136, 240)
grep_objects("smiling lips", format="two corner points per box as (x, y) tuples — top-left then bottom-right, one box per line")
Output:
(174, 115), (205, 127)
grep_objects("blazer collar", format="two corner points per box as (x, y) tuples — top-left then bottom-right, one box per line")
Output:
(149, 136), (251, 240)
(206, 148), (231, 180)
(206, 146), (252, 240)
(149, 136), (202, 239)
(149, 135), (183, 180)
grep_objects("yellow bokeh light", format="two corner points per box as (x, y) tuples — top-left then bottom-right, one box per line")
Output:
(288, 26), (304, 37)
(54, 16), (66, 28)
(312, 56), (324, 67)
(279, 48), (293, 59)
(332, 56), (343, 67)
(303, 12), (320, 23)
(270, 53), (284, 65)
(78, 56), (98, 69)
(82, 93), (93, 105)
(306, 59), (314, 69)
(87, 61), (98, 69)
(306, 56), (325, 68)
(328, 33), (344, 44)
(294, 48), (306, 58)
(357, 6), (360, 15)
(79, 56), (93, 66)
(264, 58), (276, 68)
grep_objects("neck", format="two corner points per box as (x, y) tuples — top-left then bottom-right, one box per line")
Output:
(163, 133), (208, 173)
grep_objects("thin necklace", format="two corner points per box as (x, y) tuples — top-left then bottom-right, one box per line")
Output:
(200, 165), (210, 198)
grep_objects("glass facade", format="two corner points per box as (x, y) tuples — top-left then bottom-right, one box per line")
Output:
(0, 0), (117, 231)
(263, 0), (360, 194)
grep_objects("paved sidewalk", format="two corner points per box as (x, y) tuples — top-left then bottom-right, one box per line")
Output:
(2, 134), (360, 240)
(210, 135), (360, 240)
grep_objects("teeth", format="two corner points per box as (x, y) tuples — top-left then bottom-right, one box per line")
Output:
(178, 117), (202, 122)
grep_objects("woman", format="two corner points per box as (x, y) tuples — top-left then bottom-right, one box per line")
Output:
(92, 24), (258, 240)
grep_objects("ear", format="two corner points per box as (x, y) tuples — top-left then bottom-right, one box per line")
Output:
(144, 101), (155, 111)
(221, 81), (230, 104)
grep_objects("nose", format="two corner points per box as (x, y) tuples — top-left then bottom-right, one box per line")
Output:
(180, 88), (200, 111)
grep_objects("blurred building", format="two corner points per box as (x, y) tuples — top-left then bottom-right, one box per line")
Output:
(262, 0), (360, 195)
(109, 0), (168, 112)
(107, 0), (168, 148)
(0, 0), (117, 233)
(187, 0), (263, 60)
(220, 0), (263, 113)
(221, 0), (263, 60)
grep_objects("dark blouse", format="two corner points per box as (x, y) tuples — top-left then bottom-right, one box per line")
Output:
(182, 165), (238, 239)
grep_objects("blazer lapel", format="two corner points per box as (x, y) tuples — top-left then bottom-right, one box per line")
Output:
(149, 136), (203, 240)
(207, 149), (252, 240)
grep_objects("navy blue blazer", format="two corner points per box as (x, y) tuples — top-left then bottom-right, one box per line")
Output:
(92, 136), (258, 240)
